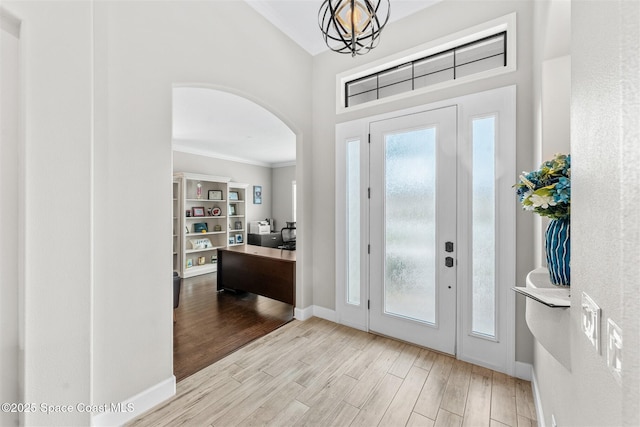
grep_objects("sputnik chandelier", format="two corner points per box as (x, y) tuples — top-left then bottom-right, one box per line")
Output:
(318, 0), (390, 57)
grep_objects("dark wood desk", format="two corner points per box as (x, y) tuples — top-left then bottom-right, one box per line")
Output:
(217, 246), (296, 306)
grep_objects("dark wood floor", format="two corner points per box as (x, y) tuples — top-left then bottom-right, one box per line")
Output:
(173, 273), (294, 382)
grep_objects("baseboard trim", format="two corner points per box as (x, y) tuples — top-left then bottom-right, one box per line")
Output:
(294, 305), (313, 320)
(294, 305), (337, 322)
(531, 368), (546, 427)
(312, 305), (337, 322)
(91, 375), (176, 427)
(515, 361), (533, 381)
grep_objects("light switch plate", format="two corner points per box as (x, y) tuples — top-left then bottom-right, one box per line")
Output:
(581, 292), (600, 352)
(607, 318), (622, 385)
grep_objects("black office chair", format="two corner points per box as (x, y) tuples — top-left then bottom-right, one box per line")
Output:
(280, 221), (296, 250)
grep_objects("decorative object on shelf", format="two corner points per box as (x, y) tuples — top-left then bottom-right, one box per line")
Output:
(208, 189), (223, 200)
(186, 258), (193, 268)
(185, 226), (189, 234)
(228, 236), (235, 245)
(318, 0), (390, 57)
(235, 234), (243, 244)
(197, 256), (206, 265)
(196, 182), (202, 199)
(213, 224), (222, 232)
(516, 153), (571, 286)
(229, 204), (237, 216)
(185, 210), (191, 217)
(545, 218), (570, 286)
(192, 206), (205, 217)
(235, 221), (243, 230)
(229, 191), (239, 201)
(191, 238), (212, 249)
(211, 255), (217, 264)
(212, 207), (221, 216)
(253, 185), (262, 204)
(193, 223), (208, 233)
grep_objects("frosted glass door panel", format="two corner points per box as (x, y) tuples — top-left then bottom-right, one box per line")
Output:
(384, 129), (436, 323)
(471, 117), (496, 337)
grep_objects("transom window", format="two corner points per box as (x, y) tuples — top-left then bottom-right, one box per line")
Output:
(345, 32), (506, 108)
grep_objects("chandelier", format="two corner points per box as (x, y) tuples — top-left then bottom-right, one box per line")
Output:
(318, 0), (390, 57)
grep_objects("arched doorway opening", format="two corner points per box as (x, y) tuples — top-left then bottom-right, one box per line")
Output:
(171, 85), (302, 380)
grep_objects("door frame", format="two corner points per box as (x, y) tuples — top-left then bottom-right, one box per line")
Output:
(335, 85), (516, 375)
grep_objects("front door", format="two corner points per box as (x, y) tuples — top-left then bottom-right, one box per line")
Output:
(369, 106), (457, 355)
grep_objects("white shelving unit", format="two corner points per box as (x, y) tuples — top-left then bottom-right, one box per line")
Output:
(172, 179), (181, 273)
(228, 182), (249, 248)
(174, 173), (249, 278)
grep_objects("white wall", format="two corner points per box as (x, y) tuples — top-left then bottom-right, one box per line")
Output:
(272, 165), (296, 231)
(311, 0), (536, 364)
(92, 0), (312, 413)
(0, 9), (20, 427)
(4, 1), (313, 424)
(3, 1), (93, 425)
(173, 151), (273, 223)
(532, 0), (640, 425)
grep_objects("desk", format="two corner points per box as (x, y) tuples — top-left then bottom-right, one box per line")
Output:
(217, 246), (296, 306)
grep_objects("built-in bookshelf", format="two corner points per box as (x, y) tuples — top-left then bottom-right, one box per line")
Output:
(174, 173), (249, 278)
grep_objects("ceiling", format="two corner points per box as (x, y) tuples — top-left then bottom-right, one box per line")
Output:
(172, 1), (441, 167)
(173, 88), (296, 168)
(246, 0), (442, 56)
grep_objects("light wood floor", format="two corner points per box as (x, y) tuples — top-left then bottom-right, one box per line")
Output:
(129, 317), (537, 427)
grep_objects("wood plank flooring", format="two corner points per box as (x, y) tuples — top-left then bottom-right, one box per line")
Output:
(173, 273), (293, 382)
(133, 317), (536, 427)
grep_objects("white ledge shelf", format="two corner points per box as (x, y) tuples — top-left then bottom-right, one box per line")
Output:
(521, 267), (571, 370)
(512, 287), (570, 307)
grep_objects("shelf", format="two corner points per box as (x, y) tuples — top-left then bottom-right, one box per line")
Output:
(183, 263), (217, 278)
(229, 200), (245, 203)
(185, 216), (226, 220)
(230, 229), (245, 232)
(186, 231), (226, 236)
(228, 243), (245, 247)
(512, 287), (570, 307)
(185, 246), (224, 254)
(186, 198), (226, 202)
(521, 267), (571, 370)
(229, 215), (245, 218)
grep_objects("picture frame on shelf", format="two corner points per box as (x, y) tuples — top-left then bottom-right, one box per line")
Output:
(228, 236), (235, 245)
(235, 234), (243, 244)
(193, 223), (208, 233)
(253, 185), (262, 204)
(229, 191), (239, 201)
(192, 206), (205, 217)
(228, 204), (237, 216)
(208, 190), (223, 200)
(186, 258), (193, 268)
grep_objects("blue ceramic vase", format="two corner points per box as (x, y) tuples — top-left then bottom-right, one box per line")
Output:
(545, 218), (570, 286)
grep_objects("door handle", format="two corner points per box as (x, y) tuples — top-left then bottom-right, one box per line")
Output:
(445, 241), (454, 253)
(445, 257), (454, 268)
